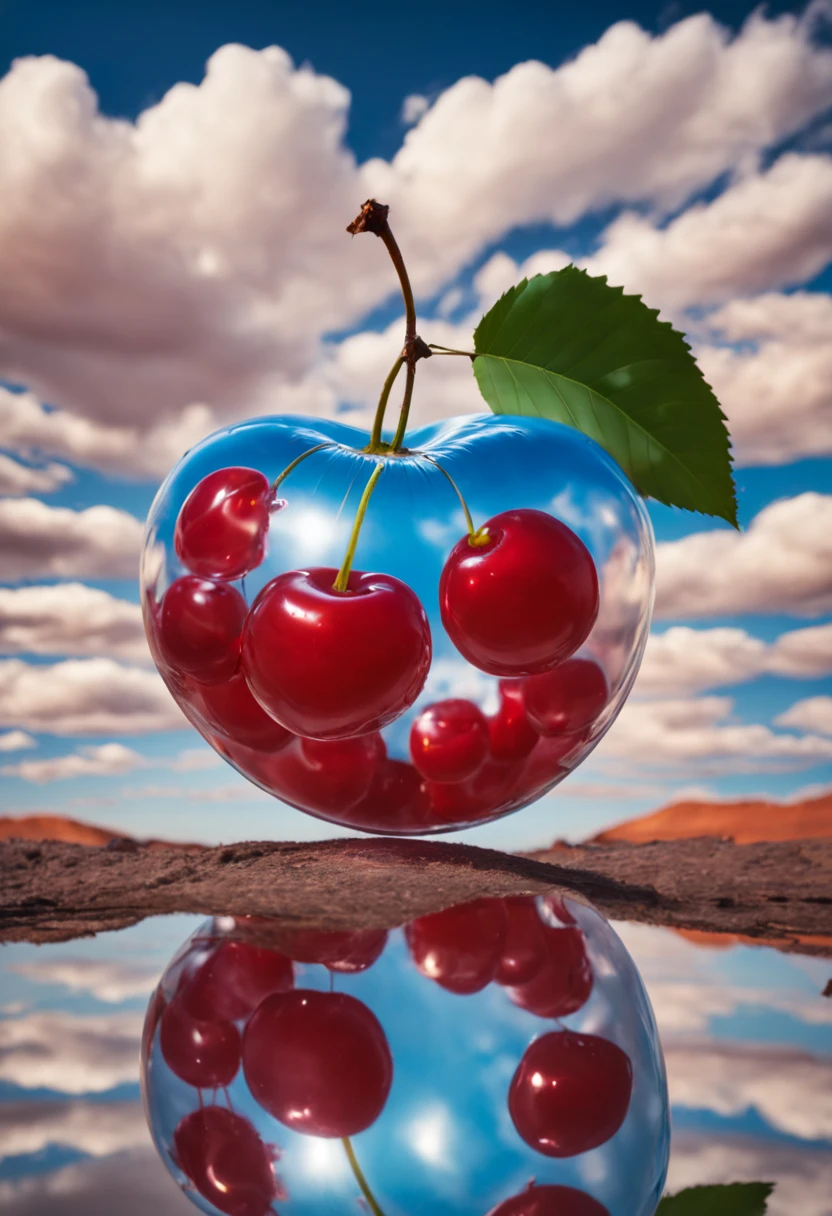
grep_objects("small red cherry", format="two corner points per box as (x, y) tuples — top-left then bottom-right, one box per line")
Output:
(191, 672), (294, 751)
(487, 1182), (610, 1216)
(495, 897), (548, 987)
(410, 698), (489, 782)
(523, 658), (608, 737)
(489, 681), (539, 763)
(342, 759), (432, 832)
(440, 509), (599, 677)
(326, 929), (388, 973)
(507, 925), (593, 1018)
(180, 940), (293, 1023)
(243, 989), (393, 1137)
(405, 899), (508, 994)
(157, 576), (246, 684)
(159, 996), (240, 1088)
(175, 467), (273, 580)
(173, 1106), (280, 1216)
(272, 928), (388, 973)
(243, 568), (431, 739)
(509, 1030), (632, 1156)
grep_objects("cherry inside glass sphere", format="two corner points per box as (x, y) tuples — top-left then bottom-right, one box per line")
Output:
(242, 989), (393, 1137)
(340, 758), (433, 832)
(507, 925), (594, 1018)
(523, 658), (609, 737)
(410, 698), (490, 782)
(271, 927), (388, 973)
(405, 898), (508, 994)
(175, 466), (273, 580)
(487, 1182), (610, 1216)
(509, 1030), (633, 1157)
(190, 672), (294, 751)
(242, 568), (432, 739)
(179, 939), (293, 1023)
(494, 897), (548, 987)
(159, 996), (240, 1089)
(172, 1106), (280, 1216)
(157, 576), (247, 685)
(489, 681), (540, 763)
(439, 508), (599, 677)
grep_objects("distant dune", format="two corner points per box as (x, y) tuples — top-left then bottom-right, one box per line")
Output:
(592, 791), (832, 845)
(0, 813), (199, 851)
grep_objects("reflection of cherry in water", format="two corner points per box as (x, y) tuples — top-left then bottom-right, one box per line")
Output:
(175, 467), (274, 581)
(410, 698), (489, 782)
(242, 990), (393, 1137)
(405, 898), (508, 994)
(509, 1030), (633, 1157)
(273, 927), (388, 973)
(179, 940), (293, 1023)
(487, 1182), (610, 1215)
(507, 924), (593, 1018)
(159, 996), (241, 1089)
(173, 1106), (282, 1216)
(157, 576), (247, 684)
(495, 897), (548, 987)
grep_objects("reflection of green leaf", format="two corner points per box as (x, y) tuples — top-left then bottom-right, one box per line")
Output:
(657, 1183), (774, 1214)
(472, 268), (737, 526)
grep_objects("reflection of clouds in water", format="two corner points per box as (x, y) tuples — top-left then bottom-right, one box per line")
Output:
(668, 1133), (832, 1216)
(407, 1103), (457, 1169)
(0, 1011), (141, 1093)
(0, 1148), (195, 1215)
(0, 1098), (147, 1158)
(9, 957), (160, 1003)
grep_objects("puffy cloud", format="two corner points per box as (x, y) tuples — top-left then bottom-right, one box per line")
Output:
(9, 958), (160, 1003)
(0, 658), (185, 735)
(1, 742), (144, 783)
(401, 94), (430, 125)
(0, 1099), (147, 1158)
(0, 451), (72, 494)
(0, 584), (148, 662)
(0, 1149), (196, 1216)
(0, 499), (143, 581)
(0, 728), (36, 751)
(0, 1010), (142, 1092)
(775, 695), (832, 736)
(654, 493), (832, 619)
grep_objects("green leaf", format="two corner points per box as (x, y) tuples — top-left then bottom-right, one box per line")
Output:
(473, 267), (737, 526)
(657, 1183), (774, 1215)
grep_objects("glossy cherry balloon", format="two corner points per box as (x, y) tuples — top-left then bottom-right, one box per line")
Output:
(405, 898), (508, 994)
(175, 467), (274, 580)
(159, 997), (240, 1088)
(157, 576), (247, 684)
(440, 509), (599, 677)
(487, 1182), (610, 1216)
(172, 1106), (280, 1216)
(507, 925), (593, 1018)
(494, 897), (548, 987)
(191, 672), (294, 751)
(243, 990), (393, 1137)
(509, 1030), (633, 1157)
(410, 698), (489, 782)
(489, 681), (539, 763)
(523, 658), (608, 737)
(179, 940), (293, 1023)
(243, 568), (432, 739)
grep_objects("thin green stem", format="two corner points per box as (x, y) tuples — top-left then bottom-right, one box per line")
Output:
(367, 356), (405, 453)
(379, 228), (416, 347)
(270, 442), (332, 493)
(390, 363), (416, 452)
(333, 462), (384, 592)
(422, 455), (489, 546)
(341, 1137), (387, 1216)
(428, 343), (475, 358)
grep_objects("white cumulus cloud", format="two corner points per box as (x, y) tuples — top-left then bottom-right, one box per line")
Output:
(0, 584), (148, 662)
(1, 742), (144, 783)
(775, 695), (832, 736)
(0, 499), (143, 581)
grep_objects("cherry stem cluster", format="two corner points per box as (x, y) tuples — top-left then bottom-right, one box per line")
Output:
(341, 1136), (387, 1216)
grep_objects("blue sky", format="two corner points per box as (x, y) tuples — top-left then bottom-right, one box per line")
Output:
(0, 0), (831, 849)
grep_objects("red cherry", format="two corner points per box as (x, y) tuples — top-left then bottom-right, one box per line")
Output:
(192, 672), (294, 751)
(508, 925), (593, 1018)
(425, 757), (521, 825)
(326, 929), (388, 973)
(523, 658), (608, 737)
(243, 989), (393, 1137)
(180, 940), (293, 1023)
(243, 568), (431, 739)
(495, 897), (548, 987)
(487, 1182), (610, 1216)
(342, 759), (432, 832)
(173, 1106), (280, 1216)
(410, 698), (489, 782)
(272, 928), (388, 972)
(159, 996), (240, 1088)
(509, 1030), (632, 1156)
(175, 467), (273, 580)
(405, 899), (508, 994)
(157, 576), (246, 684)
(489, 681), (539, 763)
(440, 509), (599, 677)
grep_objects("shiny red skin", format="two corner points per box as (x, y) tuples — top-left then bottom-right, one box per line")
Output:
(180, 940), (293, 1023)
(172, 1106), (280, 1216)
(405, 898), (508, 994)
(242, 989), (393, 1137)
(489, 681), (539, 763)
(487, 1183), (610, 1216)
(271, 927), (387, 972)
(495, 897), (548, 987)
(410, 698), (489, 782)
(175, 466), (273, 580)
(508, 925), (593, 1018)
(157, 576), (247, 684)
(509, 1030), (633, 1157)
(243, 567), (432, 739)
(326, 930), (388, 973)
(523, 658), (608, 737)
(191, 671), (294, 752)
(426, 758), (522, 825)
(244, 733), (385, 814)
(340, 759), (432, 832)
(439, 509), (599, 677)
(159, 996), (240, 1088)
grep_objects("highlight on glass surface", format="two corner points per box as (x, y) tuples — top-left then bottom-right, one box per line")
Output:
(141, 413), (655, 835)
(141, 894), (670, 1215)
